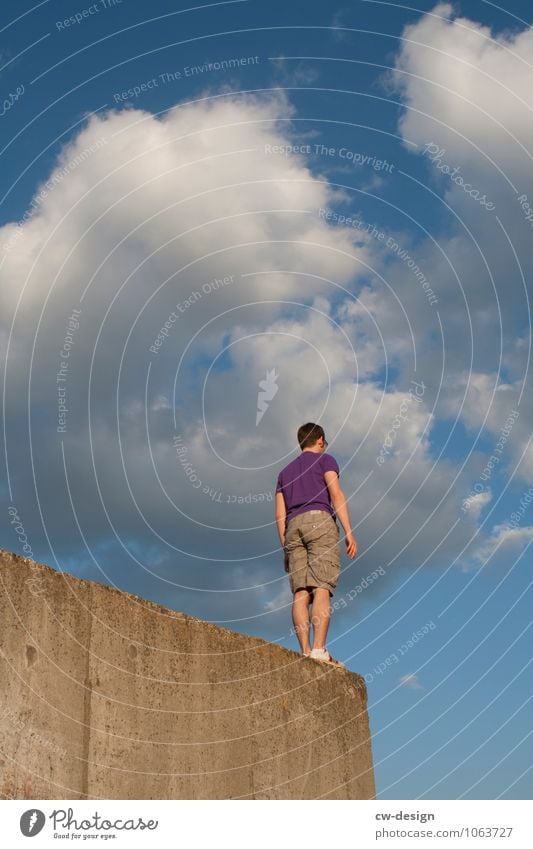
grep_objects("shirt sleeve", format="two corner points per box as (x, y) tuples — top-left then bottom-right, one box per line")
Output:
(321, 453), (340, 477)
(275, 473), (283, 492)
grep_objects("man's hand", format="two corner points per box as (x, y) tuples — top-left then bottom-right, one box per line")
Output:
(283, 549), (290, 572)
(345, 532), (358, 559)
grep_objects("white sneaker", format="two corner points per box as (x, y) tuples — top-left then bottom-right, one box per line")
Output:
(309, 648), (345, 668)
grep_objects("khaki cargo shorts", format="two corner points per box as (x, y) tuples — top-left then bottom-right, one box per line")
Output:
(284, 509), (341, 597)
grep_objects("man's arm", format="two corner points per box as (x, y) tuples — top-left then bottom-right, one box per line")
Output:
(275, 492), (287, 546)
(324, 470), (358, 558)
(275, 492), (290, 572)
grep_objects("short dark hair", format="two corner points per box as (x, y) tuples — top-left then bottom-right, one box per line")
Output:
(297, 422), (325, 450)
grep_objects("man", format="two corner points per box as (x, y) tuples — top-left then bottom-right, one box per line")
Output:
(275, 423), (358, 668)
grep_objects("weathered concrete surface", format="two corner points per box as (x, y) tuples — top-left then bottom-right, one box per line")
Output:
(0, 548), (376, 799)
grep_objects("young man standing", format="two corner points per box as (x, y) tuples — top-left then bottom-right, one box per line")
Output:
(275, 423), (358, 668)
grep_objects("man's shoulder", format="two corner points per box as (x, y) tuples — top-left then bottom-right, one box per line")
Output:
(277, 454), (300, 478)
(321, 452), (340, 473)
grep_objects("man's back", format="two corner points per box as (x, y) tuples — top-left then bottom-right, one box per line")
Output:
(276, 450), (340, 525)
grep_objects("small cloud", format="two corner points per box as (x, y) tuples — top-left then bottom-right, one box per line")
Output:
(264, 582), (293, 611)
(399, 673), (424, 689)
(464, 488), (492, 521)
(271, 57), (320, 85)
(151, 394), (171, 412)
(465, 523), (533, 570)
(358, 173), (388, 193)
(330, 10), (350, 43)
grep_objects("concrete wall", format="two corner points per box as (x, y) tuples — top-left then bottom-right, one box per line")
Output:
(0, 548), (376, 799)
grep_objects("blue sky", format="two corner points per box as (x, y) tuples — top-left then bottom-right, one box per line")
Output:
(1, 0), (532, 800)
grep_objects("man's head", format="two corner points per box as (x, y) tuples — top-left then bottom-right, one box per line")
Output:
(297, 422), (328, 452)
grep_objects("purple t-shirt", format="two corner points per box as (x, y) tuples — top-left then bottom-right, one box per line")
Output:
(276, 451), (340, 526)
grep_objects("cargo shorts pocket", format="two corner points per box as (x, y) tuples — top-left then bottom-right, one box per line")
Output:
(306, 517), (340, 585)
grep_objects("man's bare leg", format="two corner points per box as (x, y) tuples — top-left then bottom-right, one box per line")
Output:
(292, 588), (313, 653)
(310, 587), (331, 649)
